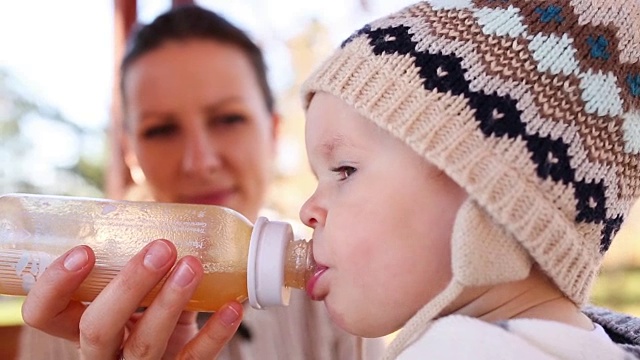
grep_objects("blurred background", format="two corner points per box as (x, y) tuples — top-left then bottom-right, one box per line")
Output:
(0, 0), (638, 358)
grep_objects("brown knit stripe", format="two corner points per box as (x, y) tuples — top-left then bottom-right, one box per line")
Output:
(470, 0), (640, 109)
(515, 1), (622, 75)
(553, 0), (640, 106)
(424, 9), (640, 200)
(511, 0), (640, 64)
(570, 24), (620, 74)
(580, 1), (640, 109)
(435, 7), (629, 146)
(571, 0), (640, 62)
(619, 63), (640, 111)
(519, 0), (581, 35)
(473, 0), (511, 11)
(403, 1), (441, 21)
(419, 9), (628, 142)
(395, 16), (636, 205)
(606, 5), (640, 64)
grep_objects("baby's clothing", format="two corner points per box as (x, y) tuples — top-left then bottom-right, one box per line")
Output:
(398, 314), (639, 359)
(593, 322), (613, 342)
(585, 305), (640, 359)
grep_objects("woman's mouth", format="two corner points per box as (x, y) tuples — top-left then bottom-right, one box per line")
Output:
(183, 189), (235, 206)
(306, 265), (329, 301)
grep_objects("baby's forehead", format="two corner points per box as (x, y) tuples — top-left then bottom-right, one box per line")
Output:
(308, 131), (366, 160)
(306, 92), (385, 134)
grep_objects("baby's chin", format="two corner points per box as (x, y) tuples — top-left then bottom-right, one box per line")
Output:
(325, 300), (402, 338)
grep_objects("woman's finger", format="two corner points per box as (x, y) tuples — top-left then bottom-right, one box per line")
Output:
(122, 256), (203, 359)
(178, 301), (244, 359)
(79, 239), (177, 360)
(21, 245), (95, 341)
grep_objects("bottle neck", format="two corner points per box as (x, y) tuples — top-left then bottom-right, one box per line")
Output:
(284, 238), (315, 290)
(248, 217), (315, 309)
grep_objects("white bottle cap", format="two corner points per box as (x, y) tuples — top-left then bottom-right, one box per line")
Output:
(247, 216), (293, 309)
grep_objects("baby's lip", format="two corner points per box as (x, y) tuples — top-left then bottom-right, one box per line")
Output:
(306, 264), (329, 300)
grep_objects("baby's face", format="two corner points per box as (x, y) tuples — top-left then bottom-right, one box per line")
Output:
(301, 93), (467, 337)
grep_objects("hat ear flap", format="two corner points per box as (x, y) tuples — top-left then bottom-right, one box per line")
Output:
(451, 198), (533, 286)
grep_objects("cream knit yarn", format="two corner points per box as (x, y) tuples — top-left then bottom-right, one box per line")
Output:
(302, 0), (640, 358)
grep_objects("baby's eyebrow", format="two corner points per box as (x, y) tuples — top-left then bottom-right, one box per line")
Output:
(308, 133), (356, 178)
(319, 134), (350, 159)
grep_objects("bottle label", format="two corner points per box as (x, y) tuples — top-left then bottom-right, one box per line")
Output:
(13, 251), (55, 293)
(0, 250), (56, 295)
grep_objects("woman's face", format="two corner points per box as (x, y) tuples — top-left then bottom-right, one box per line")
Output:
(123, 39), (278, 221)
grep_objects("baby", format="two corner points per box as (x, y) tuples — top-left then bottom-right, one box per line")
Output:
(299, 0), (640, 358)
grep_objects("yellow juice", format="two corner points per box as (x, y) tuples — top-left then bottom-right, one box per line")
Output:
(182, 272), (248, 312)
(69, 270), (248, 312)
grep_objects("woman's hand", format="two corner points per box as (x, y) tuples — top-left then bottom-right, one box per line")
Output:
(21, 239), (243, 359)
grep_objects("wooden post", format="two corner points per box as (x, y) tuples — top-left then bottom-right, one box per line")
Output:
(107, 0), (137, 199)
(172, 0), (195, 7)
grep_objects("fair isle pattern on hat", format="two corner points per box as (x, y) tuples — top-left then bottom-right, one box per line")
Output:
(302, 0), (640, 308)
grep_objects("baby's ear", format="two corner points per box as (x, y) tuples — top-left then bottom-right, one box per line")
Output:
(450, 199), (532, 286)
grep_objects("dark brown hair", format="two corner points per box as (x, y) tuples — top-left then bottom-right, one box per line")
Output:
(120, 5), (274, 112)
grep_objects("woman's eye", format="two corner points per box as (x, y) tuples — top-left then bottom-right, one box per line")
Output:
(211, 114), (246, 126)
(142, 124), (177, 139)
(331, 166), (357, 180)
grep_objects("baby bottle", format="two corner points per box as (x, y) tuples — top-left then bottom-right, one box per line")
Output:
(0, 193), (315, 311)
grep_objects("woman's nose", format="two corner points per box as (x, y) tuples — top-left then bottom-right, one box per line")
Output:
(299, 190), (326, 229)
(181, 131), (222, 176)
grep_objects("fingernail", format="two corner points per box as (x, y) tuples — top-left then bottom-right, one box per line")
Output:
(219, 304), (240, 326)
(143, 241), (172, 270)
(64, 247), (88, 271)
(172, 261), (195, 288)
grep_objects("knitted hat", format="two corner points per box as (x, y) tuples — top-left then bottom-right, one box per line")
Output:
(302, 0), (640, 356)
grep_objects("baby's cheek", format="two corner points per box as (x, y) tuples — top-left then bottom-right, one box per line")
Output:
(344, 239), (376, 268)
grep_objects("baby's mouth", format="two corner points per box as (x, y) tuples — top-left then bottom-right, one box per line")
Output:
(306, 265), (329, 300)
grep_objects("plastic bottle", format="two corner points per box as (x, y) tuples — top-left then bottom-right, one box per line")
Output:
(0, 193), (315, 311)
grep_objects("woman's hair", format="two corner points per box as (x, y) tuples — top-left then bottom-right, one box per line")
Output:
(120, 5), (274, 112)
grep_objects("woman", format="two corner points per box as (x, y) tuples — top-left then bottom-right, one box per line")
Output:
(18, 6), (383, 359)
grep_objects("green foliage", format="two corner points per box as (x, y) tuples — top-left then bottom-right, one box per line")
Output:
(591, 267), (640, 316)
(71, 155), (106, 191)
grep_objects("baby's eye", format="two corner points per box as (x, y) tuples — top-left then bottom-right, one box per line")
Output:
(331, 166), (357, 181)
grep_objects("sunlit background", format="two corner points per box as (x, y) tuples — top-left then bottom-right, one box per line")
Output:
(0, 0), (418, 199)
(0, 1), (638, 358)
